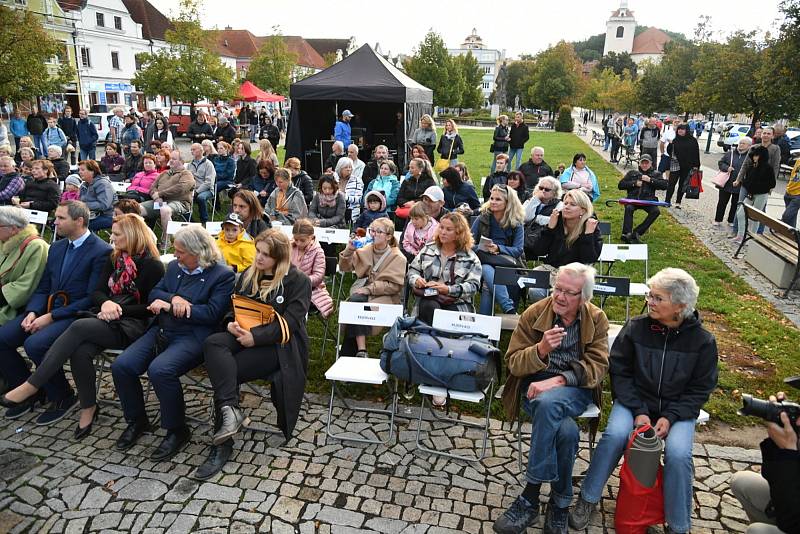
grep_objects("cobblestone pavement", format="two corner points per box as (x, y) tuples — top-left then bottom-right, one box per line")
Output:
(582, 129), (800, 327)
(0, 378), (761, 534)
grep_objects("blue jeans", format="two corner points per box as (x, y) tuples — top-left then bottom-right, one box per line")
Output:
(195, 190), (215, 223)
(508, 148), (524, 170)
(782, 193), (800, 228)
(579, 402), (696, 533)
(32, 134), (47, 155)
(479, 264), (514, 314)
(80, 146), (96, 161)
(522, 386), (592, 508)
(111, 326), (203, 429)
(0, 313), (75, 402)
(88, 215), (113, 232)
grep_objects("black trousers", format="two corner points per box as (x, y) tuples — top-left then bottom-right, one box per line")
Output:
(417, 297), (460, 326)
(203, 331), (280, 408)
(666, 167), (691, 204)
(621, 205), (661, 237)
(28, 318), (128, 409)
(610, 138), (622, 161)
(715, 190), (738, 223)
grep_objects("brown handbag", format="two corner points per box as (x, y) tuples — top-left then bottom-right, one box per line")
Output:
(231, 294), (290, 344)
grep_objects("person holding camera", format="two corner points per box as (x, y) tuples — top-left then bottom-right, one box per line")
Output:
(731, 390), (800, 534)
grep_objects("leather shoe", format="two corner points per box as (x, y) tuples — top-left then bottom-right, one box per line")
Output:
(4, 390), (46, 419)
(115, 417), (151, 450)
(212, 405), (250, 445)
(192, 440), (233, 480)
(150, 425), (190, 462)
(73, 406), (100, 441)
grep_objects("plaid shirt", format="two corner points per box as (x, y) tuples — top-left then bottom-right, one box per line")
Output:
(407, 243), (482, 313)
(109, 115), (124, 143)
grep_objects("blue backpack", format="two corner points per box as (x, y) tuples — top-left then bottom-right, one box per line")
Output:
(380, 317), (499, 392)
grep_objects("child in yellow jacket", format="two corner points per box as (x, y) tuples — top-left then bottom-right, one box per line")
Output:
(216, 213), (255, 272)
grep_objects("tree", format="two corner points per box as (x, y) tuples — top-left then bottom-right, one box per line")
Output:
(634, 41), (697, 115)
(506, 60), (536, 109)
(555, 105), (574, 132)
(247, 34), (297, 95)
(0, 6), (76, 103)
(528, 42), (582, 115)
(571, 33), (606, 63)
(762, 0), (800, 119)
(454, 52), (482, 110)
(322, 51), (337, 67)
(597, 51), (638, 78)
(403, 32), (462, 107)
(132, 0), (236, 109)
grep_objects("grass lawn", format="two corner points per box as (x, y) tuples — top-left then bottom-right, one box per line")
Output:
(290, 129), (800, 426)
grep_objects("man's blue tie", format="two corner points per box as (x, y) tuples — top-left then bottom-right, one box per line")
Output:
(60, 242), (75, 280)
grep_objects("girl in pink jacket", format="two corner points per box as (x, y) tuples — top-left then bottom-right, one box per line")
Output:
(290, 218), (334, 318)
(402, 201), (439, 260)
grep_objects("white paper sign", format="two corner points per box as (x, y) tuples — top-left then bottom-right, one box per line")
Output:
(595, 283), (616, 294)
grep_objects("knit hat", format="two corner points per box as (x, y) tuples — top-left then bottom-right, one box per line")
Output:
(65, 174), (81, 187)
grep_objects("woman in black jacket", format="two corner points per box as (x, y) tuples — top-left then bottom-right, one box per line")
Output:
(665, 123), (701, 208)
(714, 138), (749, 225)
(530, 189), (602, 268)
(491, 114), (511, 173)
(733, 144), (776, 242)
(441, 167), (480, 215)
(571, 268), (718, 534)
(231, 141), (257, 199)
(0, 214), (164, 440)
(194, 229), (311, 480)
(397, 158), (436, 212)
(17, 160), (60, 212)
(436, 119), (464, 165)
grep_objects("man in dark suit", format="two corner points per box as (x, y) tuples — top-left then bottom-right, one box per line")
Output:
(0, 200), (112, 424)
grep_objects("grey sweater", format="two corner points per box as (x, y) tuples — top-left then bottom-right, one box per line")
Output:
(188, 157), (216, 194)
(80, 175), (117, 218)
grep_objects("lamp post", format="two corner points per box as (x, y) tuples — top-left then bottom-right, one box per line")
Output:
(705, 111), (715, 154)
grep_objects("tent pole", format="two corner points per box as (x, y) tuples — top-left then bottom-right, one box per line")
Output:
(403, 102), (408, 168)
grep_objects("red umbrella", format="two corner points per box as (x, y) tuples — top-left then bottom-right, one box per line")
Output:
(237, 81), (285, 103)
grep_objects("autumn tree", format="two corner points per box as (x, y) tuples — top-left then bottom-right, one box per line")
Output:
(506, 60), (537, 109)
(132, 0), (236, 110)
(247, 34), (297, 95)
(528, 42), (582, 116)
(0, 5), (76, 103)
(403, 32), (462, 107)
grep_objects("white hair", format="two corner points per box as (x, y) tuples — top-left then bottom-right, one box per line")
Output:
(531, 146), (545, 156)
(48, 145), (63, 157)
(347, 144), (359, 155)
(647, 267), (699, 319)
(174, 225), (223, 269)
(538, 176), (562, 199)
(0, 206), (30, 228)
(335, 157), (353, 173)
(332, 141), (344, 152)
(556, 262), (597, 301)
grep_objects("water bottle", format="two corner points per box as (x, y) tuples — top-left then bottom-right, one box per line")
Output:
(353, 235), (373, 249)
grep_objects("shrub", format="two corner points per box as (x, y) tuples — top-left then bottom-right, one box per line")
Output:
(555, 105), (575, 132)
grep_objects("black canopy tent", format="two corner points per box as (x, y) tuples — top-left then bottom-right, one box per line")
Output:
(285, 44), (433, 177)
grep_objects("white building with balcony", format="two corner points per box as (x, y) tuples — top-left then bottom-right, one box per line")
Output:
(448, 28), (505, 108)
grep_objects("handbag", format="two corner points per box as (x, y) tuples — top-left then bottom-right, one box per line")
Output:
(231, 294), (290, 345)
(684, 168), (704, 200)
(489, 142), (496, 153)
(348, 247), (391, 296)
(711, 153), (733, 188)
(476, 249), (525, 268)
(380, 316), (499, 392)
(615, 424), (665, 534)
(395, 202), (413, 219)
(434, 139), (455, 173)
(412, 258), (457, 306)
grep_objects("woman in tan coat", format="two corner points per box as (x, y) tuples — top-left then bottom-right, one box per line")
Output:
(338, 217), (406, 357)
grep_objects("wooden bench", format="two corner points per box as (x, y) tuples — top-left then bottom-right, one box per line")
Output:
(734, 204), (800, 297)
(590, 130), (604, 146)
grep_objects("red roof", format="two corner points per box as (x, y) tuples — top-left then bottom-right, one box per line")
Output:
(631, 27), (671, 55)
(121, 0), (172, 41)
(213, 29), (327, 70)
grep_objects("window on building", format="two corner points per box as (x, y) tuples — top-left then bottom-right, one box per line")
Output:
(114, 16), (122, 30)
(111, 51), (120, 70)
(134, 54), (142, 71)
(80, 47), (91, 68)
(89, 92), (99, 106)
(96, 12), (105, 26)
(483, 66), (491, 74)
(616, 26), (624, 38)
(14, 0), (27, 5)
(482, 82), (490, 89)
(107, 92), (119, 105)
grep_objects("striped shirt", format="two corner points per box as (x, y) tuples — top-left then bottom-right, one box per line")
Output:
(545, 318), (581, 386)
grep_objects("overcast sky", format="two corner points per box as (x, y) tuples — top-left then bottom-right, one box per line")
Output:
(148, 0), (784, 59)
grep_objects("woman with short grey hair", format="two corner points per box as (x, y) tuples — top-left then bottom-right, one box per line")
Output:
(111, 223), (234, 460)
(570, 267), (717, 534)
(0, 206), (49, 324)
(173, 225), (223, 269)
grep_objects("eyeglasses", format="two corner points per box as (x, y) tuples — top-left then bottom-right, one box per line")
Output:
(644, 291), (666, 304)
(539, 187), (553, 192)
(368, 228), (388, 235)
(552, 286), (582, 297)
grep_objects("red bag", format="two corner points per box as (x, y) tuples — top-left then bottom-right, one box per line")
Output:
(395, 202), (414, 219)
(614, 425), (665, 534)
(684, 168), (704, 199)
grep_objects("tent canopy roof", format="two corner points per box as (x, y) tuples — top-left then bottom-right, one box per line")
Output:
(290, 44), (432, 104)
(238, 81), (285, 102)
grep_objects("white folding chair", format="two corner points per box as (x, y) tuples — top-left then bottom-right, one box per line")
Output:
(413, 310), (502, 463)
(593, 275), (633, 321)
(24, 209), (49, 235)
(324, 301), (403, 445)
(205, 221), (222, 237)
(110, 181), (130, 195)
(161, 220), (201, 255)
(314, 227), (354, 305)
(599, 243), (649, 279)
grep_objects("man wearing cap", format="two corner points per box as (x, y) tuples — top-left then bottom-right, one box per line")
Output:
(215, 212), (255, 273)
(216, 116), (236, 146)
(617, 154), (668, 243)
(334, 110), (353, 148)
(421, 186), (448, 222)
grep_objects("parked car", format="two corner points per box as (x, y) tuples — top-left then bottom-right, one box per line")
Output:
(717, 124), (751, 150)
(168, 103), (214, 137)
(88, 113), (114, 145)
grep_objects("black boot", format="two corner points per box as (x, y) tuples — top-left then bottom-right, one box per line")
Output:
(193, 439), (234, 480)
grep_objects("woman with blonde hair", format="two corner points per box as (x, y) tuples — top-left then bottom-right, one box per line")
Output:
(0, 214), (164, 440)
(436, 119), (464, 166)
(196, 229), (311, 479)
(409, 114), (437, 162)
(338, 217), (406, 357)
(257, 138), (279, 168)
(471, 184), (526, 314)
(291, 218), (333, 318)
(284, 157), (314, 206)
(201, 139), (217, 158)
(265, 167), (308, 225)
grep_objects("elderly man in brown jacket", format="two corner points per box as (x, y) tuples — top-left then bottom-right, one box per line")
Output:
(140, 150), (195, 247)
(495, 262), (609, 534)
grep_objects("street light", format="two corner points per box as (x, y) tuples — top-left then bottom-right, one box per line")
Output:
(705, 111), (715, 154)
